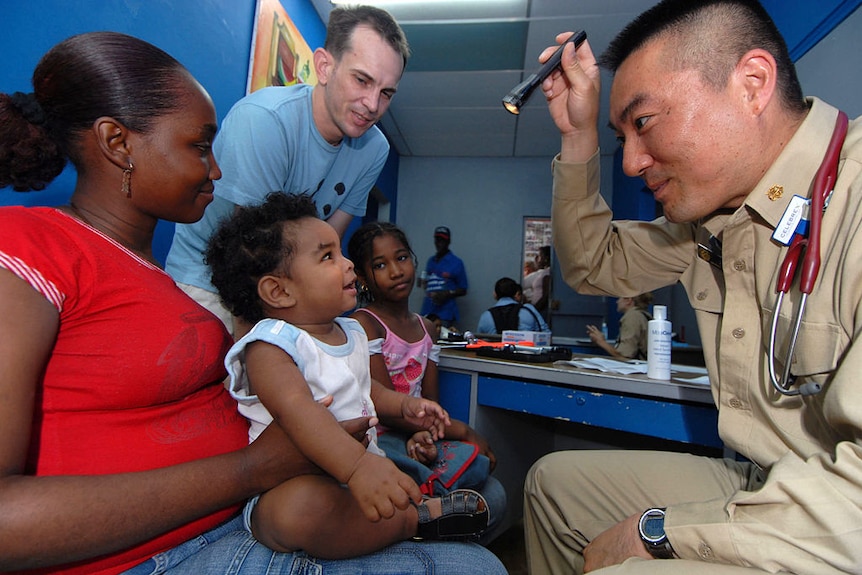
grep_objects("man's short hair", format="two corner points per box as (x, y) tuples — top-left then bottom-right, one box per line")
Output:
(494, 277), (521, 299)
(325, 5), (410, 70)
(599, 0), (806, 115)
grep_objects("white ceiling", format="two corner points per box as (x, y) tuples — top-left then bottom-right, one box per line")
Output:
(310, 0), (659, 157)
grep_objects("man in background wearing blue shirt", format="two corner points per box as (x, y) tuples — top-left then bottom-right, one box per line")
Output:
(419, 226), (468, 328)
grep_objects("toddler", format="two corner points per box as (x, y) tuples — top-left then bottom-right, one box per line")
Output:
(206, 193), (488, 559)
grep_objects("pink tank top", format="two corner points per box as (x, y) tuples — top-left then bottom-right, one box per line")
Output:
(355, 309), (436, 397)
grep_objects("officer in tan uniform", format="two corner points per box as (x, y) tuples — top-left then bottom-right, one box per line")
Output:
(524, 0), (862, 573)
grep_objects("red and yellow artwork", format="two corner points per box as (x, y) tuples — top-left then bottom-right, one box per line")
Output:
(247, 0), (317, 94)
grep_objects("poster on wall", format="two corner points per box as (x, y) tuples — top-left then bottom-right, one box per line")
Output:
(247, 0), (318, 94)
(522, 216), (552, 269)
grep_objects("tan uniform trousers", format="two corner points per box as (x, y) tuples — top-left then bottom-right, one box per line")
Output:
(524, 450), (785, 575)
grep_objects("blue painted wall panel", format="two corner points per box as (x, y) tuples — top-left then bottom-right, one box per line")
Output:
(762, 0), (862, 60)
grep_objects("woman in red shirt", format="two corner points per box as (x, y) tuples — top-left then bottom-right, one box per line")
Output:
(0, 31), (504, 575)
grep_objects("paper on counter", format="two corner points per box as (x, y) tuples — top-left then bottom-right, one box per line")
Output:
(674, 374), (711, 386)
(566, 357), (648, 375)
(670, 365), (711, 386)
(567, 358), (713, 385)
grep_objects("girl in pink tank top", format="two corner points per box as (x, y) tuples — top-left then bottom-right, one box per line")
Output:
(348, 222), (497, 470)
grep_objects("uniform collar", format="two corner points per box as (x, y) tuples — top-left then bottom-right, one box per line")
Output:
(744, 97), (843, 231)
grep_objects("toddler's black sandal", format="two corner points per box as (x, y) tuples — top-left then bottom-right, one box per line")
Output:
(412, 489), (489, 541)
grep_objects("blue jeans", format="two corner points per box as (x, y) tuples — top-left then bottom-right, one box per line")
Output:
(122, 515), (507, 575)
(476, 475), (508, 545)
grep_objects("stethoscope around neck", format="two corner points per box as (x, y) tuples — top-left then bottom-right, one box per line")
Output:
(768, 110), (849, 397)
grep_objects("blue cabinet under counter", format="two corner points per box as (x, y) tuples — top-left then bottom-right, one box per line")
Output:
(436, 348), (723, 527)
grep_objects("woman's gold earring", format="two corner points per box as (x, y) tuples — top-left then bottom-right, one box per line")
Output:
(122, 161), (134, 198)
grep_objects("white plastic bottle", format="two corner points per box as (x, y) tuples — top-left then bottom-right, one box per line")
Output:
(647, 305), (672, 380)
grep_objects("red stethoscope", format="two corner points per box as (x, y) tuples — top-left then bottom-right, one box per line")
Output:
(768, 110), (849, 397)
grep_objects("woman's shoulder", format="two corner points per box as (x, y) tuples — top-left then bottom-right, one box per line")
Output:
(0, 207), (94, 270)
(0, 205), (62, 226)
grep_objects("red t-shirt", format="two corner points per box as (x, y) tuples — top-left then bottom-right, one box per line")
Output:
(0, 207), (248, 574)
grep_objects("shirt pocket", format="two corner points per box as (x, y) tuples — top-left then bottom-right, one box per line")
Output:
(762, 307), (845, 378)
(683, 254), (725, 315)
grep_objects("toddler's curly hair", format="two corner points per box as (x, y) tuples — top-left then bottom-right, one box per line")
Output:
(205, 192), (318, 324)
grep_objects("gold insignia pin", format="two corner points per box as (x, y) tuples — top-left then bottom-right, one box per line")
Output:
(767, 184), (784, 201)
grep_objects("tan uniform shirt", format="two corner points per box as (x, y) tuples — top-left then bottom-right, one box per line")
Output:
(552, 98), (862, 573)
(615, 306), (650, 360)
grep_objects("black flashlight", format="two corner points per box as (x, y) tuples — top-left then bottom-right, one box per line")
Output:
(502, 30), (587, 115)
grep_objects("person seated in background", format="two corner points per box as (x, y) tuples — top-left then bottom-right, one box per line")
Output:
(477, 277), (550, 335)
(586, 293), (653, 360)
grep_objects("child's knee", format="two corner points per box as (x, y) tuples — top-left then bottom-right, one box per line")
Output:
(251, 476), (340, 551)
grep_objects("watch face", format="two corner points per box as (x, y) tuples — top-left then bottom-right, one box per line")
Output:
(642, 515), (665, 541)
(640, 509), (667, 543)
(639, 508), (674, 559)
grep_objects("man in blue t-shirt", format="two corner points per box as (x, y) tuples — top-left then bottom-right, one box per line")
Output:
(420, 226), (468, 327)
(165, 6), (409, 334)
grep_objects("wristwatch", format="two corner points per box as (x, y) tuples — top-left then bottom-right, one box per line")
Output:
(638, 508), (676, 559)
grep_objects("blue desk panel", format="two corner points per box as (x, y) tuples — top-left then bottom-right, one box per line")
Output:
(438, 369), (472, 423)
(475, 376), (721, 448)
(437, 351), (720, 450)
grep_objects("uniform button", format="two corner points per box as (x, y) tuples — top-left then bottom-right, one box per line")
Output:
(696, 291), (708, 301)
(729, 398), (743, 409)
(732, 328), (745, 339)
(698, 542), (714, 560)
(733, 259), (746, 271)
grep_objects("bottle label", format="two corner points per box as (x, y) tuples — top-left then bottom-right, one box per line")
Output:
(647, 323), (672, 380)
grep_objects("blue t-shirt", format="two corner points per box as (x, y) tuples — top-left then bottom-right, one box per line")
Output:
(165, 84), (389, 290)
(420, 250), (468, 323)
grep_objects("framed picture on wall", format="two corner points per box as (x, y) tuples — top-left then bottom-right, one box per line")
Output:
(247, 0), (318, 94)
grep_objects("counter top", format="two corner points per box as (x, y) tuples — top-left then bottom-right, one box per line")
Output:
(438, 348), (714, 405)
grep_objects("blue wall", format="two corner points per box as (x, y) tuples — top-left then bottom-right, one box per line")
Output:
(762, 0), (862, 59)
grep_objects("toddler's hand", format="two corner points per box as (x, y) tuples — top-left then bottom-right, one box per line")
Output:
(346, 452), (421, 522)
(407, 430), (438, 465)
